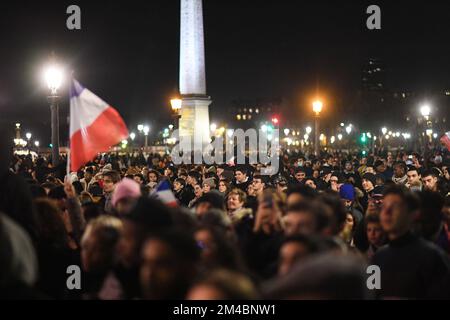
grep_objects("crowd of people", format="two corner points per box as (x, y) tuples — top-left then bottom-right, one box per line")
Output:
(1, 133), (450, 299)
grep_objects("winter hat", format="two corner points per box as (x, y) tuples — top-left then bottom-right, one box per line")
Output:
(101, 163), (113, 174)
(339, 184), (355, 201)
(112, 178), (142, 207)
(203, 177), (217, 189)
(362, 173), (377, 186)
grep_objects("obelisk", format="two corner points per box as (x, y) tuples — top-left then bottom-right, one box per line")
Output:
(179, 0), (211, 149)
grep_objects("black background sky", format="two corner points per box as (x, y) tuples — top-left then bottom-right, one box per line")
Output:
(1, 0), (450, 144)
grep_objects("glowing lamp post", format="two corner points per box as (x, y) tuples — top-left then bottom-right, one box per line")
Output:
(44, 64), (64, 166)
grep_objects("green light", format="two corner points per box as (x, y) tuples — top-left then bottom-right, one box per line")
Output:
(360, 133), (367, 143)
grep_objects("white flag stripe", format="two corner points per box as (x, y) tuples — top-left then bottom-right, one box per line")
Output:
(70, 89), (110, 136)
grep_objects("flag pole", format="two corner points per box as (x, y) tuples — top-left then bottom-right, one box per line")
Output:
(66, 71), (75, 181)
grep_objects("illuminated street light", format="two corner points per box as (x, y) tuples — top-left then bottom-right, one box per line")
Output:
(170, 98), (182, 131)
(43, 62), (64, 167)
(34, 141), (40, 147)
(284, 128), (290, 136)
(170, 98), (182, 112)
(312, 100), (323, 156)
(130, 132), (136, 141)
(312, 100), (323, 115)
(337, 134), (343, 141)
(44, 65), (64, 95)
(381, 127), (388, 135)
(345, 126), (352, 135)
(26, 132), (32, 140)
(210, 123), (217, 132)
(137, 124), (144, 132)
(420, 105), (431, 118)
(306, 126), (312, 134)
(143, 126), (150, 135)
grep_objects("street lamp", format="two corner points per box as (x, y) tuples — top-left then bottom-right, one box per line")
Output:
(15, 123), (21, 139)
(130, 132), (136, 141)
(143, 125), (150, 148)
(137, 124), (144, 132)
(170, 98), (182, 131)
(26, 132), (32, 141)
(312, 100), (323, 156)
(44, 64), (64, 167)
(420, 105), (431, 120)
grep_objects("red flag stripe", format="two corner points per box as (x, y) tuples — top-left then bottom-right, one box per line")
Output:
(70, 106), (128, 171)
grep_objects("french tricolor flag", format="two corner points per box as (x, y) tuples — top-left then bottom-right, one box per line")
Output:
(151, 179), (179, 207)
(69, 79), (129, 172)
(441, 132), (450, 151)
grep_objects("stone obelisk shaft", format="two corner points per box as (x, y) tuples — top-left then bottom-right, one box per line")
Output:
(179, 0), (211, 146)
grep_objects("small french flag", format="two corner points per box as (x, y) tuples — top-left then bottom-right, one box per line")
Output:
(151, 179), (179, 207)
(441, 132), (450, 151)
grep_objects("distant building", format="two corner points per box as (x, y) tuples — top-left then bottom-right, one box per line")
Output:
(226, 98), (283, 129)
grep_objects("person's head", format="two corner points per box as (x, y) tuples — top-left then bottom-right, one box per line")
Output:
(304, 177), (317, 190)
(422, 170), (438, 192)
(118, 198), (174, 268)
(294, 167), (306, 182)
(148, 170), (160, 183)
(140, 231), (200, 299)
(312, 160), (321, 171)
(317, 191), (348, 236)
(283, 202), (329, 237)
(374, 160), (386, 173)
(134, 173), (145, 185)
(173, 178), (186, 192)
(362, 173), (376, 192)
(393, 161), (407, 178)
(366, 186), (384, 216)
(364, 165), (375, 174)
(187, 269), (258, 300)
(111, 178), (142, 216)
(187, 171), (201, 186)
(195, 191), (225, 218)
(380, 185), (420, 240)
(365, 214), (385, 248)
(286, 185), (317, 207)
(194, 184), (203, 198)
(252, 174), (266, 194)
(339, 184), (355, 208)
(278, 235), (321, 276)
(227, 189), (246, 211)
(202, 178), (216, 193)
(164, 166), (175, 177)
(102, 170), (121, 194)
(81, 216), (122, 273)
(194, 225), (243, 271)
(84, 167), (94, 182)
(33, 198), (69, 248)
(407, 166), (421, 187)
(344, 161), (353, 172)
(234, 169), (247, 183)
(218, 179), (231, 194)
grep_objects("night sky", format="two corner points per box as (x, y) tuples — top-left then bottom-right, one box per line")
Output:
(1, 0), (450, 144)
